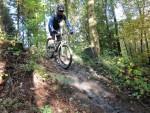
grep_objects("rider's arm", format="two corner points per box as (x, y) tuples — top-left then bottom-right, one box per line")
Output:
(48, 15), (55, 32)
(64, 16), (73, 32)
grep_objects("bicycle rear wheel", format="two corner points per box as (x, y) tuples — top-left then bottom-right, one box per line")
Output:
(58, 44), (72, 69)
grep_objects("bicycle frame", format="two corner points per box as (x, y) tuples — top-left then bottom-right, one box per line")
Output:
(53, 31), (70, 51)
(46, 30), (73, 69)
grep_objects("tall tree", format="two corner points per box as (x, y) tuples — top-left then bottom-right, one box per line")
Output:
(87, 0), (100, 57)
(104, 0), (112, 50)
(110, 0), (121, 55)
(0, 0), (16, 37)
(64, 0), (68, 17)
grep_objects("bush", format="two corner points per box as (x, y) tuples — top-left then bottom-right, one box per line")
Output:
(101, 56), (150, 99)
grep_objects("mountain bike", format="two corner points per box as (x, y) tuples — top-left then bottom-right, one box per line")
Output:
(46, 31), (73, 69)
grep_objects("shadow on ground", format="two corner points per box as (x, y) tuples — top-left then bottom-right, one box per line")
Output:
(0, 39), (102, 113)
(0, 40), (149, 113)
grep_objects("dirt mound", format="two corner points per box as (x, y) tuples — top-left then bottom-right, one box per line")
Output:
(0, 39), (149, 113)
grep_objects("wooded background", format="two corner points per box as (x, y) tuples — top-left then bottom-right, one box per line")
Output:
(0, 0), (150, 99)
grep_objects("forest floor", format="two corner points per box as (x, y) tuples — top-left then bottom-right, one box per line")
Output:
(0, 39), (150, 113)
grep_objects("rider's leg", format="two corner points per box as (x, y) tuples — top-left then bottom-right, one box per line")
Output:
(56, 29), (61, 41)
(56, 35), (62, 41)
(47, 31), (55, 48)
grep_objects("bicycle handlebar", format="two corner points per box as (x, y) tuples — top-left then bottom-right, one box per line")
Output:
(55, 31), (70, 37)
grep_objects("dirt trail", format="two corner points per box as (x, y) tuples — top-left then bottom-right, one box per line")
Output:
(41, 59), (150, 113)
(0, 40), (149, 113)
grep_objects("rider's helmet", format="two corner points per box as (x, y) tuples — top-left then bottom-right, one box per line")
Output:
(57, 4), (65, 12)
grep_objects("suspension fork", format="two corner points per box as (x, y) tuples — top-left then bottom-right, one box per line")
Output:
(54, 41), (61, 52)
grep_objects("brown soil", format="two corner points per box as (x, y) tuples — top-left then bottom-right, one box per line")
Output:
(0, 40), (149, 113)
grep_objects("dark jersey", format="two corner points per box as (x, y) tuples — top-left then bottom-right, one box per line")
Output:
(48, 14), (72, 32)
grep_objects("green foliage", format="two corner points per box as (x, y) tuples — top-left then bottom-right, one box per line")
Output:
(0, 97), (39, 112)
(34, 65), (49, 79)
(118, 0), (150, 64)
(101, 55), (150, 99)
(79, 48), (96, 65)
(7, 45), (22, 52)
(31, 46), (45, 59)
(21, 44), (45, 72)
(21, 60), (36, 72)
(0, 1), (16, 37)
(79, 47), (150, 100)
(0, 98), (27, 111)
(40, 105), (52, 113)
(1, 0), (149, 102)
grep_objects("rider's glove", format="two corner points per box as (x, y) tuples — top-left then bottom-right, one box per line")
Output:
(52, 30), (57, 34)
(70, 30), (74, 35)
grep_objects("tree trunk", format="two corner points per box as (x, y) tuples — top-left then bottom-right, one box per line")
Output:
(87, 0), (100, 57)
(129, 42), (133, 57)
(144, 31), (150, 64)
(104, 0), (112, 50)
(134, 39), (137, 54)
(64, 0), (68, 18)
(122, 37), (129, 57)
(111, 0), (121, 55)
(0, 0), (4, 34)
(17, 0), (20, 38)
(140, 38), (143, 53)
(136, 0), (145, 53)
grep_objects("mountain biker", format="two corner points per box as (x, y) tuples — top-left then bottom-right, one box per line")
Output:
(47, 4), (74, 45)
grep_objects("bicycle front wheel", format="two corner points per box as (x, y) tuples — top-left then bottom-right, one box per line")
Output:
(58, 44), (72, 69)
